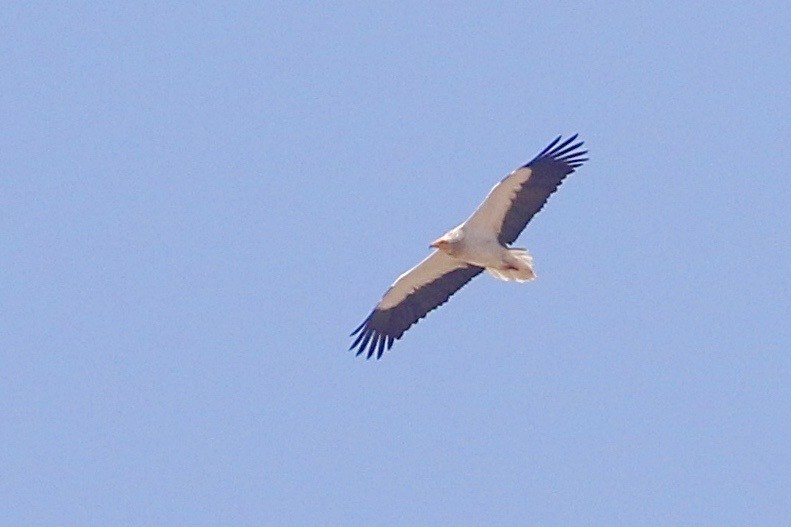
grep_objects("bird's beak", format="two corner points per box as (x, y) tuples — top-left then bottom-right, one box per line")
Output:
(429, 238), (442, 249)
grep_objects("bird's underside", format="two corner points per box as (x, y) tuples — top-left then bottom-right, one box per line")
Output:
(431, 230), (536, 282)
(350, 134), (588, 359)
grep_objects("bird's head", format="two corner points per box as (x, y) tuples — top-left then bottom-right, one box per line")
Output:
(430, 230), (462, 254)
(430, 238), (451, 251)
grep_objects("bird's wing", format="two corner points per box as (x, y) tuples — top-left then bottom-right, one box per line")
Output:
(463, 135), (587, 245)
(350, 250), (484, 359)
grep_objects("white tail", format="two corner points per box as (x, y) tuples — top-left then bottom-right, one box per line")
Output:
(486, 248), (536, 283)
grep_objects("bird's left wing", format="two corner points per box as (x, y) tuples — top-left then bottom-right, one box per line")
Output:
(350, 251), (484, 359)
(463, 135), (587, 245)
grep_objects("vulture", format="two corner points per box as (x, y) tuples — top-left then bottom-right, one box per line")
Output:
(350, 135), (587, 359)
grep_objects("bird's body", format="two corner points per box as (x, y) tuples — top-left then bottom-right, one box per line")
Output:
(351, 135), (588, 359)
(431, 226), (536, 282)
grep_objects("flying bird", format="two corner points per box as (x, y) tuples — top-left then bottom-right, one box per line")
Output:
(350, 135), (587, 359)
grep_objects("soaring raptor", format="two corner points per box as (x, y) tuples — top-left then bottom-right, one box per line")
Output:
(350, 135), (588, 359)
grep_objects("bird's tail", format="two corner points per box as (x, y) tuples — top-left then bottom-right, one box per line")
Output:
(486, 248), (536, 283)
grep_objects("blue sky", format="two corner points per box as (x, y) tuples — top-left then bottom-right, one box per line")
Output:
(2, 2), (789, 525)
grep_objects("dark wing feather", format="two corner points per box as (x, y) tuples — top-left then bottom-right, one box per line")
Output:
(350, 265), (484, 359)
(497, 134), (588, 245)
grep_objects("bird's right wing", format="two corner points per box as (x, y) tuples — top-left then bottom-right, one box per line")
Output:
(350, 250), (484, 359)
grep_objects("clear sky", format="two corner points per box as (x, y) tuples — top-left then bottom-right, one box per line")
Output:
(3, 2), (789, 525)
